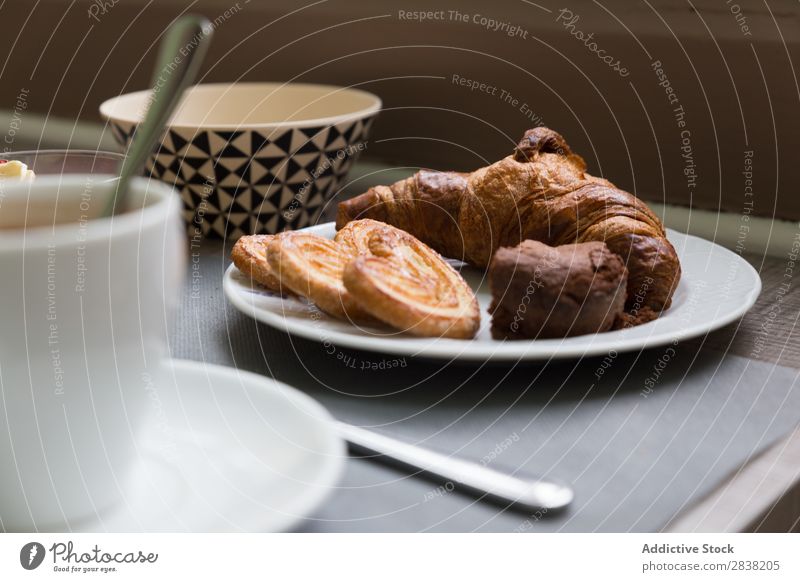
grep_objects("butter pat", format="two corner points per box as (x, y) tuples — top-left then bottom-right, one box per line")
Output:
(0, 160), (35, 181)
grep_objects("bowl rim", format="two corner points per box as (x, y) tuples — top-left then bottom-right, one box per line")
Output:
(99, 82), (382, 131)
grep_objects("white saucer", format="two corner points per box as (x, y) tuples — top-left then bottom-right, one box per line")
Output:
(74, 359), (345, 532)
(224, 222), (762, 361)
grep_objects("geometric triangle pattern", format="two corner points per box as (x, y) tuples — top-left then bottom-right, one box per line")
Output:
(108, 115), (376, 241)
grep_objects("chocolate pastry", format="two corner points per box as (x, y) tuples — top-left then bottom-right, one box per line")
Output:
(488, 240), (627, 339)
(337, 127), (680, 318)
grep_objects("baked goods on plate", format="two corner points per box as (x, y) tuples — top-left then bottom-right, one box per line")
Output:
(224, 127), (760, 355)
(224, 221), (760, 360)
(236, 219), (480, 338)
(337, 127), (681, 321)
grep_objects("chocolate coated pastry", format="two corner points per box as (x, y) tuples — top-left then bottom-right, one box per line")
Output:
(488, 240), (627, 339)
(337, 127), (680, 316)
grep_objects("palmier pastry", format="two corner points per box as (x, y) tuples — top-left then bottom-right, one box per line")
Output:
(337, 127), (681, 321)
(334, 218), (404, 255)
(343, 228), (480, 339)
(266, 233), (374, 323)
(232, 220), (395, 292)
(230, 234), (285, 294)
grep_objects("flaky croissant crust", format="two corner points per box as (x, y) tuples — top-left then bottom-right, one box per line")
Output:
(337, 127), (681, 313)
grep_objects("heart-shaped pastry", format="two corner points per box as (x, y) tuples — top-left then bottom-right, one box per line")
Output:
(334, 218), (404, 255)
(343, 228), (480, 339)
(267, 232), (375, 323)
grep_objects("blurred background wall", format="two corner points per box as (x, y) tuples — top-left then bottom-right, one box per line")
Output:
(1, 0), (798, 220)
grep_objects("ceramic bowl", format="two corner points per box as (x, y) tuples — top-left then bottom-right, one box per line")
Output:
(100, 82), (380, 238)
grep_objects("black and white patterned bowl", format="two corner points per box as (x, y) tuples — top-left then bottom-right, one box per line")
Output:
(100, 83), (380, 239)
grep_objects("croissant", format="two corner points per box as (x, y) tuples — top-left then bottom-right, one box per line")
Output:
(337, 127), (681, 316)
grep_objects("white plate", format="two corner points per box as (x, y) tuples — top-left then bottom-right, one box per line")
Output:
(224, 223), (762, 362)
(75, 359), (345, 532)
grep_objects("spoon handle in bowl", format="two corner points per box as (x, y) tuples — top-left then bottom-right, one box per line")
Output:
(104, 15), (213, 217)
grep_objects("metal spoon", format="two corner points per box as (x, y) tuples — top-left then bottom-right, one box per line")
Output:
(103, 14), (213, 216)
(338, 422), (574, 513)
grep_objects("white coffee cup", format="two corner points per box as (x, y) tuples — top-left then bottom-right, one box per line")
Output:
(0, 175), (184, 531)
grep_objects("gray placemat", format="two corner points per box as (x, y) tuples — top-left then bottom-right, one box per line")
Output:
(170, 241), (800, 532)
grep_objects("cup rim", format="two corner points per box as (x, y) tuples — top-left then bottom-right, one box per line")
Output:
(0, 175), (179, 251)
(99, 82), (382, 131)
(3, 149), (125, 160)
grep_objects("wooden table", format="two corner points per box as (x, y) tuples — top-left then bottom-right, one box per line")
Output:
(666, 254), (800, 532)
